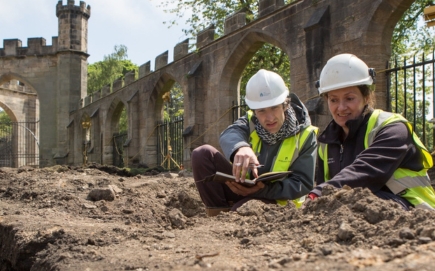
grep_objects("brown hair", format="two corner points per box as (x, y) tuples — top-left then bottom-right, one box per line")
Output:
(358, 85), (376, 109)
(320, 85), (376, 109)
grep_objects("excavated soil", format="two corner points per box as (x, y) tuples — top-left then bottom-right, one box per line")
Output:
(1, 164), (435, 270)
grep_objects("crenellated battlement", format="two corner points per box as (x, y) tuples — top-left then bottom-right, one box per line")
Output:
(56, 1), (91, 52)
(134, 0), (287, 78)
(1, 1), (91, 58)
(0, 37), (59, 57)
(56, 0), (91, 19)
(78, 0), (291, 109)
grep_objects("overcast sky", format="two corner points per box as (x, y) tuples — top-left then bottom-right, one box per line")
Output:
(0, 0), (190, 66)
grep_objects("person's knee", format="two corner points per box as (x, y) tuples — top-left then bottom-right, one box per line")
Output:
(192, 144), (214, 162)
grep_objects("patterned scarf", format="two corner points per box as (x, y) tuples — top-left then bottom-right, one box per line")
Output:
(253, 106), (300, 145)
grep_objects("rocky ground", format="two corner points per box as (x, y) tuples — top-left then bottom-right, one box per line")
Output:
(1, 164), (435, 271)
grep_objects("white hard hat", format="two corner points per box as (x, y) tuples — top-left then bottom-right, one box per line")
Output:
(317, 54), (375, 94)
(245, 69), (289, 109)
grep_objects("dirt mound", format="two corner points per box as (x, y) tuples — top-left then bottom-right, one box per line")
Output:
(1, 166), (434, 270)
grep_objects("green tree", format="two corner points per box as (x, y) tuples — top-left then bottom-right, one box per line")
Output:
(163, 82), (184, 121)
(159, 0), (297, 37)
(87, 45), (139, 138)
(391, 0), (435, 57)
(240, 43), (290, 98)
(87, 45), (139, 94)
(158, 0), (292, 108)
(0, 109), (12, 140)
(389, 0), (435, 150)
(0, 109), (11, 124)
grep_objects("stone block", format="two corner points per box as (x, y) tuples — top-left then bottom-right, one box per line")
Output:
(174, 39), (189, 61)
(124, 71), (136, 85)
(113, 78), (123, 91)
(91, 91), (100, 102)
(84, 96), (91, 106)
(155, 51), (168, 70)
(102, 85), (110, 96)
(4, 39), (22, 56)
(139, 61), (151, 78)
(196, 24), (215, 49)
(224, 11), (246, 35)
(27, 38), (46, 55)
(259, 0), (284, 17)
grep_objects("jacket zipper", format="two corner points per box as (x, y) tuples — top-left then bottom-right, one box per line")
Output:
(339, 144), (344, 164)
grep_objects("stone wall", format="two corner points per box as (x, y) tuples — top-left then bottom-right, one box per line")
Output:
(0, 0), (417, 169)
(72, 0), (416, 169)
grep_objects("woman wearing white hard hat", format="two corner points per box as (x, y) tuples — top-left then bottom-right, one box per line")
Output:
(305, 53), (435, 210)
(191, 69), (318, 216)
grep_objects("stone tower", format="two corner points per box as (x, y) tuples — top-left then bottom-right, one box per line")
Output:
(53, 0), (91, 164)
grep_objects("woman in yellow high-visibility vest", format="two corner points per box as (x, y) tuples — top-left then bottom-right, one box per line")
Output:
(306, 54), (435, 211)
(192, 69), (318, 216)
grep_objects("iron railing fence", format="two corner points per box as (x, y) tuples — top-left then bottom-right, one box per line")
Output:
(113, 132), (128, 168)
(232, 99), (249, 122)
(0, 121), (39, 167)
(385, 50), (435, 151)
(157, 116), (184, 170)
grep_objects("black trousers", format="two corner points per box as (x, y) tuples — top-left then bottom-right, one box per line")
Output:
(373, 189), (413, 211)
(191, 144), (274, 211)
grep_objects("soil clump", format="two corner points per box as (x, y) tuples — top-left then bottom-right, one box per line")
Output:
(1, 165), (434, 270)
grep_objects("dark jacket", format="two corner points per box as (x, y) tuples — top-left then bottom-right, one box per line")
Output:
(219, 93), (318, 201)
(312, 110), (424, 197)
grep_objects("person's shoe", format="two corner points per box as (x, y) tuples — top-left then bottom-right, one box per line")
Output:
(205, 207), (231, 217)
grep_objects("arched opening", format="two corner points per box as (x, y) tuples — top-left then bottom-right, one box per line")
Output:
(0, 106), (14, 167)
(81, 113), (91, 166)
(158, 81), (184, 170)
(219, 30), (290, 130)
(386, 2), (435, 151)
(235, 43), (290, 120)
(0, 77), (39, 167)
(109, 100), (128, 168)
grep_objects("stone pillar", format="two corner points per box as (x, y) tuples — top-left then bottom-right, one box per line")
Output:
(53, 0), (91, 165)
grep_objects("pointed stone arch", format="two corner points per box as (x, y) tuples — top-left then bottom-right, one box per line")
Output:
(80, 113), (91, 166)
(150, 72), (178, 120)
(220, 29), (287, 93)
(102, 97), (128, 165)
(358, 0), (417, 109)
(215, 29), (289, 134)
(0, 72), (34, 88)
(0, 102), (18, 122)
(144, 72), (185, 168)
(0, 72), (39, 123)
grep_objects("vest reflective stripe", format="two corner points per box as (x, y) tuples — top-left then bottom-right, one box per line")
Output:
(319, 109), (435, 209)
(318, 143), (329, 181)
(365, 110), (435, 209)
(366, 110), (433, 168)
(247, 110), (318, 208)
(388, 171), (431, 194)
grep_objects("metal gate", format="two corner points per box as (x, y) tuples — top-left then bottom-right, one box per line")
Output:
(385, 49), (435, 151)
(0, 121), (39, 167)
(113, 132), (127, 168)
(157, 116), (184, 170)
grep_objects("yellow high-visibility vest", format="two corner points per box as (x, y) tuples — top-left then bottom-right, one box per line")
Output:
(318, 109), (435, 210)
(247, 110), (318, 208)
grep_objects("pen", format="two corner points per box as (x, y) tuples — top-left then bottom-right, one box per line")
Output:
(249, 164), (264, 168)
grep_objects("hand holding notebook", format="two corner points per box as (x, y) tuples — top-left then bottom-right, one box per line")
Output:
(202, 171), (291, 187)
